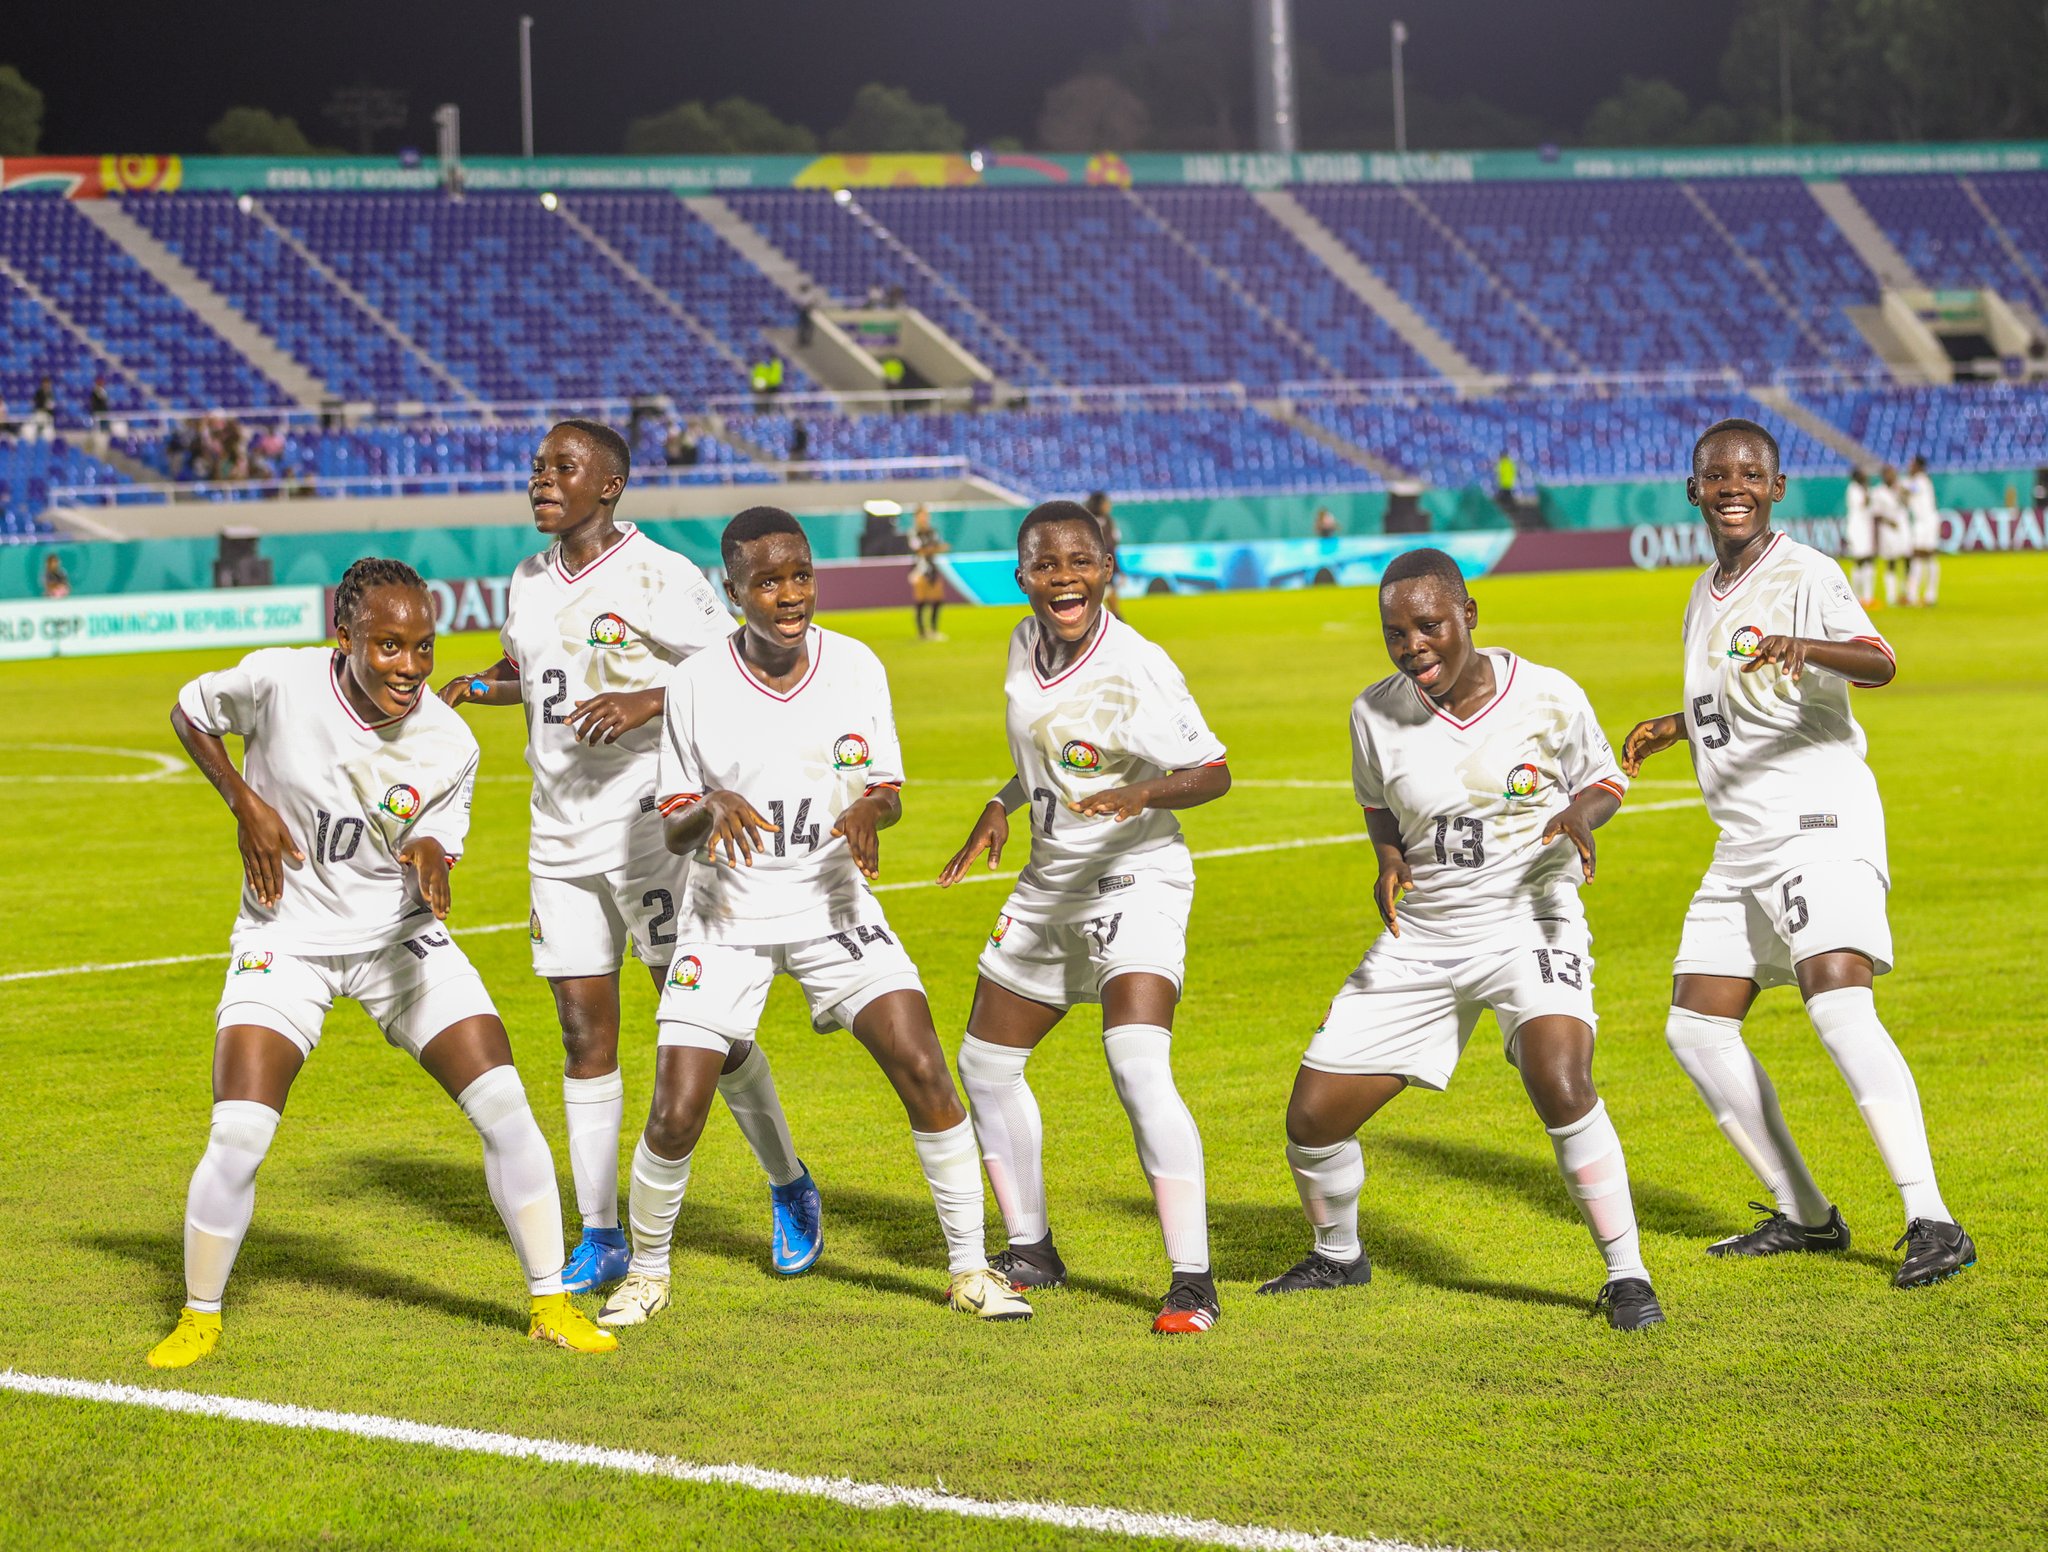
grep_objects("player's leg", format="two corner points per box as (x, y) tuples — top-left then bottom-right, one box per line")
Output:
(960, 911), (1072, 1286)
(1906, 550), (1925, 605)
(1922, 546), (1939, 605)
(1666, 875), (1842, 1253)
(549, 973), (632, 1292)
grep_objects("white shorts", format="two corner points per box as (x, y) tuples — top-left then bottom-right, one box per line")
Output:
(216, 928), (496, 1060)
(1912, 513), (1940, 552)
(1675, 859), (1892, 989)
(1844, 517), (1875, 562)
(975, 877), (1190, 1009)
(1878, 521), (1914, 561)
(528, 848), (687, 978)
(654, 917), (923, 1052)
(1302, 921), (1597, 1091)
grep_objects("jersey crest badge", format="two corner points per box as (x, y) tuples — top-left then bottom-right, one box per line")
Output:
(1059, 740), (1103, 774)
(989, 913), (1013, 946)
(1502, 763), (1540, 801)
(1727, 624), (1764, 660)
(528, 910), (544, 944)
(667, 954), (703, 990)
(379, 783), (422, 821)
(588, 613), (630, 649)
(232, 950), (274, 975)
(832, 733), (872, 770)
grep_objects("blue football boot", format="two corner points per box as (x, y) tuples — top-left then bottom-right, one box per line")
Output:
(770, 1163), (823, 1276)
(561, 1225), (630, 1294)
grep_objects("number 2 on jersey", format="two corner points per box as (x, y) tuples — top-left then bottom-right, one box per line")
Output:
(541, 668), (569, 726)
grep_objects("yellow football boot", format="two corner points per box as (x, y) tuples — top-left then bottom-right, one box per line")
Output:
(147, 1307), (222, 1369)
(529, 1292), (619, 1353)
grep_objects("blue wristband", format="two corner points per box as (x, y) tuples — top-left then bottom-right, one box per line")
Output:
(469, 679), (491, 697)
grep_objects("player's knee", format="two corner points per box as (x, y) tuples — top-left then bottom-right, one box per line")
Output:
(1284, 1090), (1341, 1149)
(643, 1092), (709, 1159)
(1665, 1005), (1742, 1056)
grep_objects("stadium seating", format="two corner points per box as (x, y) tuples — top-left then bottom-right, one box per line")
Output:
(1962, 173), (2048, 312)
(1845, 174), (2045, 302)
(1791, 381), (2048, 470)
(1688, 178), (1882, 365)
(0, 438), (129, 541)
(1, 272), (150, 423)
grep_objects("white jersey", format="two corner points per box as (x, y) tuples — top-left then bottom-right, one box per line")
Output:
(1905, 472), (1940, 548)
(657, 625), (905, 946)
(1351, 649), (1626, 956)
(1680, 533), (1893, 887)
(999, 612), (1227, 923)
(500, 523), (731, 877)
(1870, 482), (1911, 558)
(1843, 480), (1873, 558)
(179, 646), (480, 955)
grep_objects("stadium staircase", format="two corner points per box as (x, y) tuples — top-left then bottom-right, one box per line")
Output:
(1250, 189), (1488, 384)
(1255, 398), (1409, 480)
(1956, 178), (2048, 313)
(1749, 384), (1882, 468)
(1391, 187), (1587, 372)
(683, 196), (820, 306)
(1808, 181), (1921, 289)
(551, 198), (749, 378)
(1676, 182), (1848, 366)
(75, 201), (329, 408)
(0, 255), (163, 410)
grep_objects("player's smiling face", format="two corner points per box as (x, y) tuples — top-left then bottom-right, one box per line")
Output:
(1689, 431), (1785, 548)
(1018, 518), (1110, 643)
(336, 584), (436, 719)
(1379, 577), (1477, 700)
(528, 427), (621, 537)
(727, 533), (816, 648)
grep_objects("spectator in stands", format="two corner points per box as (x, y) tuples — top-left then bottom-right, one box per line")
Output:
(796, 284), (817, 348)
(886, 282), (905, 309)
(789, 419), (811, 467)
(750, 357), (784, 402)
(1314, 505), (1339, 538)
(41, 551), (70, 600)
(88, 376), (111, 434)
(863, 282), (886, 308)
(1085, 490), (1125, 621)
(664, 420), (701, 468)
(29, 377), (56, 438)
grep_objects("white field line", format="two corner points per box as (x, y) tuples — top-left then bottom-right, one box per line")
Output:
(0, 799), (1702, 986)
(0, 1370), (1460, 1552)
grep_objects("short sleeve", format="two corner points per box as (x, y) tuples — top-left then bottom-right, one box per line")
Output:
(409, 748), (479, 857)
(1350, 699), (1385, 811)
(656, 673), (705, 811)
(176, 648), (280, 739)
(650, 565), (735, 662)
(860, 653), (908, 787)
(1123, 645), (1227, 770)
(1557, 679), (1627, 800)
(1798, 557), (1894, 685)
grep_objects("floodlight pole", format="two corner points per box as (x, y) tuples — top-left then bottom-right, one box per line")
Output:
(519, 15), (535, 158)
(1391, 20), (1409, 154)
(1252, 0), (1298, 155)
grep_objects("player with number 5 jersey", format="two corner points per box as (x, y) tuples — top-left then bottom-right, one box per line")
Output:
(1258, 547), (1663, 1330)
(1625, 419), (1971, 1290)
(939, 500), (1232, 1335)
(439, 421), (816, 1298)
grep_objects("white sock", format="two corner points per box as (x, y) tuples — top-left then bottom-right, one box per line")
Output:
(1906, 555), (1924, 604)
(1546, 1099), (1649, 1283)
(1285, 1137), (1363, 1261)
(183, 1100), (281, 1312)
(1666, 1008), (1833, 1225)
(457, 1066), (566, 1297)
(626, 1137), (694, 1279)
(911, 1118), (989, 1275)
(717, 1043), (804, 1188)
(1807, 987), (1951, 1223)
(1883, 563), (1899, 605)
(561, 1070), (624, 1230)
(957, 1034), (1047, 1245)
(1925, 554), (1939, 604)
(1102, 1024), (1209, 1274)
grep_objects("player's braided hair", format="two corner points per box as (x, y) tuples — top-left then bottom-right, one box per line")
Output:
(1378, 546), (1469, 600)
(333, 556), (428, 632)
(1692, 417), (1780, 476)
(551, 418), (631, 486)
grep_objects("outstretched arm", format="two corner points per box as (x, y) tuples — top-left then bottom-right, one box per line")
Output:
(1539, 783), (1623, 883)
(938, 776), (1021, 886)
(1070, 760), (1232, 823)
(171, 703), (302, 908)
(1741, 636), (1895, 687)
(1621, 714), (1683, 777)
(439, 656), (520, 708)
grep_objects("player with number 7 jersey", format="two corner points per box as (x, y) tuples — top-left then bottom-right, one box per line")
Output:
(1258, 546), (1664, 1331)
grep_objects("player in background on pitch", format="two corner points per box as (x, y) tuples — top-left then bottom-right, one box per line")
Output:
(1624, 419), (1973, 1289)
(149, 559), (615, 1368)
(441, 421), (819, 1296)
(1842, 468), (1876, 608)
(597, 507), (1030, 1328)
(939, 501), (1229, 1334)
(1904, 454), (1940, 607)
(1870, 465), (1911, 608)
(1258, 548), (1663, 1331)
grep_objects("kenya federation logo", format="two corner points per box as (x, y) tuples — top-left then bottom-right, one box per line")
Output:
(588, 612), (630, 649)
(1502, 763), (1540, 801)
(1727, 624), (1764, 660)
(233, 950), (274, 975)
(379, 783), (422, 821)
(1059, 740), (1103, 774)
(528, 910), (544, 945)
(832, 733), (872, 771)
(989, 913), (1013, 946)
(667, 955), (703, 991)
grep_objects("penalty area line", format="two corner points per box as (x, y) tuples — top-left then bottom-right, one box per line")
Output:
(0, 798), (1700, 986)
(0, 1370), (1463, 1552)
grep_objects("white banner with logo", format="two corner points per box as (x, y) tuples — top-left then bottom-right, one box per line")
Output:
(0, 586), (328, 661)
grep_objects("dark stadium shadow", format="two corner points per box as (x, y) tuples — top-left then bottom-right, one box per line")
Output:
(345, 1153), (505, 1239)
(1197, 1197), (1589, 1314)
(86, 1228), (520, 1331)
(655, 1195), (947, 1307)
(1380, 1135), (1729, 1240)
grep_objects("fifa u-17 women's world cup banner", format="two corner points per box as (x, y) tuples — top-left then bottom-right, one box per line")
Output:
(0, 586), (327, 661)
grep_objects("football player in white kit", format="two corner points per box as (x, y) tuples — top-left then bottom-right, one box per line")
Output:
(148, 559), (616, 1368)
(441, 421), (817, 1296)
(596, 508), (1030, 1327)
(1904, 454), (1940, 606)
(939, 501), (1231, 1335)
(1870, 465), (1912, 608)
(1625, 419), (1973, 1289)
(1256, 548), (1664, 1331)
(1842, 468), (1876, 608)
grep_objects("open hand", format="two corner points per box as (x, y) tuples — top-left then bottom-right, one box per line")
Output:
(438, 672), (495, 708)
(830, 793), (889, 880)
(1621, 714), (1683, 777)
(1540, 802), (1598, 882)
(398, 835), (453, 918)
(233, 793), (303, 908)
(703, 791), (776, 867)
(568, 689), (665, 745)
(1070, 784), (1148, 823)
(1740, 634), (1808, 680)
(938, 801), (1009, 887)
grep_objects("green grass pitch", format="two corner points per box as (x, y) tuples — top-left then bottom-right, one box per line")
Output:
(1, 555), (2043, 1552)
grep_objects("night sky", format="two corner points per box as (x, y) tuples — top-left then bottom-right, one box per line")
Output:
(10, 0), (1739, 156)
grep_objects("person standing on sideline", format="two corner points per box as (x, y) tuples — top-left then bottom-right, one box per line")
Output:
(1623, 419), (1972, 1290)
(908, 505), (949, 641)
